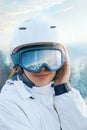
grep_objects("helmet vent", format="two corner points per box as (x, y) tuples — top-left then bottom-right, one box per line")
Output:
(50, 26), (56, 28)
(19, 27), (26, 30)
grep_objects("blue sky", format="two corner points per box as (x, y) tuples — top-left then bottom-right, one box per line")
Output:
(0, 0), (87, 52)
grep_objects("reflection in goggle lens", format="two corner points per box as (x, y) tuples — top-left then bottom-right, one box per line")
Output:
(22, 49), (62, 72)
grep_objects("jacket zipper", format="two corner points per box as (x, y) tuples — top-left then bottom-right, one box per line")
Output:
(51, 94), (63, 130)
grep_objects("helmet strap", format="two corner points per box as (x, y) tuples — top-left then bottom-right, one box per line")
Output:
(13, 65), (34, 88)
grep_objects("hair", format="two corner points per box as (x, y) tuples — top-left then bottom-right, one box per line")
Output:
(8, 69), (17, 79)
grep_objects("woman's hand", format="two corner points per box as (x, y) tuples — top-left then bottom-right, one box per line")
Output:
(54, 46), (70, 86)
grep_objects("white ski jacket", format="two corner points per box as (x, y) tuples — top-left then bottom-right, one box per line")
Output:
(0, 79), (87, 130)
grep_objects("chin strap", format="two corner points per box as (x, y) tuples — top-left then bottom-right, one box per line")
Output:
(13, 65), (34, 88)
(18, 73), (34, 88)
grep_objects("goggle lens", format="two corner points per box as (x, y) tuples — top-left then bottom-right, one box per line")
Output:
(21, 49), (63, 72)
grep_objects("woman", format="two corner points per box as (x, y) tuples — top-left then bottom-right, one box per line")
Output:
(0, 17), (87, 130)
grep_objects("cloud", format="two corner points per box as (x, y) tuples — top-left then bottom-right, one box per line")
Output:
(5, 0), (65, 16)
(0, 0), (4, 6)
(0, 0), (65, 32)
(61, 6), (73, 12)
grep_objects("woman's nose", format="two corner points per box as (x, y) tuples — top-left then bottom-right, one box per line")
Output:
(40, 67), (50, 72)
(40, 67), (46, 71)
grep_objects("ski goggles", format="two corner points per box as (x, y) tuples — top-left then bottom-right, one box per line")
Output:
(11, 45), (66, 73)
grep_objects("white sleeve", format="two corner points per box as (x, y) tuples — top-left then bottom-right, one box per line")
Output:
(0, 95), (34, 130)
(54, 87), (87, 130)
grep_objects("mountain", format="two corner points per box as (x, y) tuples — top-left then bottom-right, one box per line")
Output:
(70, 57), (87, 98)
(67, 43), (87, 60)
(67, 44), (87, 98)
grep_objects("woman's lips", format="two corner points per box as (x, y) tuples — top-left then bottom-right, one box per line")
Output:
(33, 74), (50, 79)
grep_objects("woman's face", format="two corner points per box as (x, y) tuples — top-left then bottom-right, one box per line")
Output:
(24, 68), (56, 87)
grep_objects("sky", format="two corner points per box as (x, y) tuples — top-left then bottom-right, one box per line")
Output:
(0, 0), (87, 53)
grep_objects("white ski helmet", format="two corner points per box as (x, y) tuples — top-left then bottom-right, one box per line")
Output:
(10, 17), (60, 54)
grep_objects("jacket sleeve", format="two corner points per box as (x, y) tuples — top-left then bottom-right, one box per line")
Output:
(0, 94), (34, 130)
(54, 83), (87, 130)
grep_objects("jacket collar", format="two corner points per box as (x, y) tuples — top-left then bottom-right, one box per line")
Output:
(14, 80), (33, 100)
(14, 80), (54, 101)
